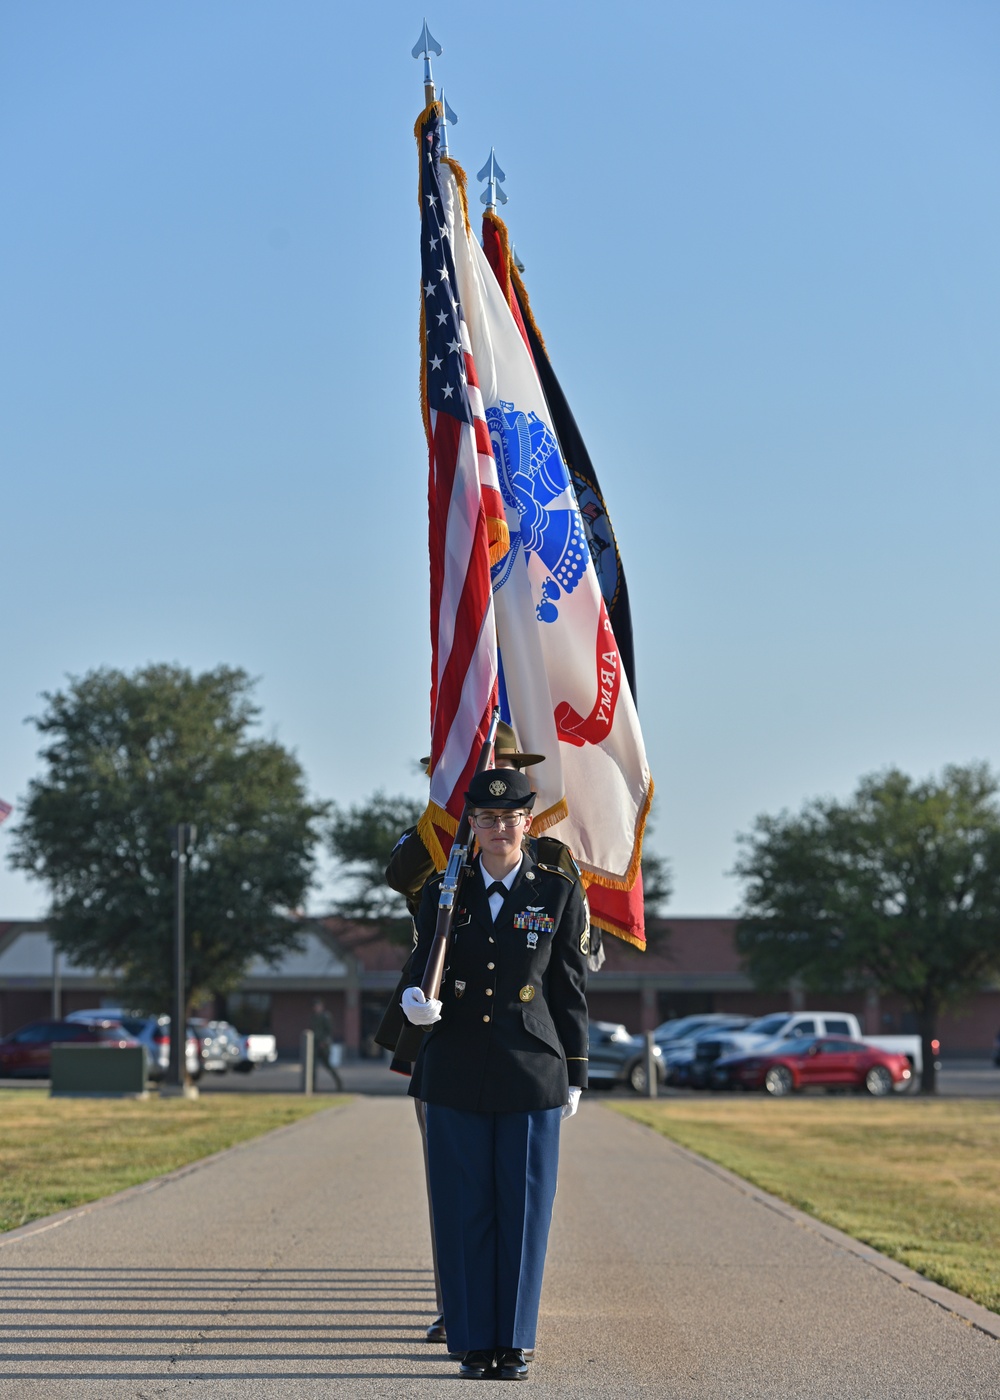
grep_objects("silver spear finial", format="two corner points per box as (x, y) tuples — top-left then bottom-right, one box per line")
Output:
(441, 90), (458, 156)
(411, 20), (442, 106)
(512, 245), (525, 272)
(477, 148), (508, 211)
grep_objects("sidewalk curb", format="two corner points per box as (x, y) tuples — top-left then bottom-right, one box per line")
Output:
(0, 1097), (351, 1251)
(612, 1105), (1000, 1343)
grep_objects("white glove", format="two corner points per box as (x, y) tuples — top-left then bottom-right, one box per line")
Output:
(401, 985), (442, 1026)
(561, 1087), (582, 1120)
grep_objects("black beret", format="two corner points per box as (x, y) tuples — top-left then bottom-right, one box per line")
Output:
(465, 768), (536, 810)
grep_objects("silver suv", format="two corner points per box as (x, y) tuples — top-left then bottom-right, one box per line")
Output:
(66, 1009), (202, 1080)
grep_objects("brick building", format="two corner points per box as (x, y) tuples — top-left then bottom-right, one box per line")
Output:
(2, 916), (997, 1058)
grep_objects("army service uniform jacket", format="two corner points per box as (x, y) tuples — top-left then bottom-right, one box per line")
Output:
(407, 849), (589, 1114)
(377, 831), (592, 1068)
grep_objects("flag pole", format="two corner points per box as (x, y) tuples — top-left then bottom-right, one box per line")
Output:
(411, 20), (442, 106)
(477, 148), (508, 213)
(440, 91), (458, 157)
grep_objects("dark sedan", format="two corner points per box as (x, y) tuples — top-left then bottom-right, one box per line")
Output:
(587, 1020), (665, 1093)
(0, 1020), (141, 1077)
(711, 1036), (912, 1097)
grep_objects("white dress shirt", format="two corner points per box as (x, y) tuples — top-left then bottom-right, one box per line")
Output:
(482, 856), (523, 922)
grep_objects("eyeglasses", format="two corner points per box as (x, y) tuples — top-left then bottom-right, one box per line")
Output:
(471, 812), (528, 830)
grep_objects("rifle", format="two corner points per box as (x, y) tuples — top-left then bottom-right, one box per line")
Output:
(419, 706), (501, 1002)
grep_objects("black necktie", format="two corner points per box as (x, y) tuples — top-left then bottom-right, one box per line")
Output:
(486, 881), (508, 900)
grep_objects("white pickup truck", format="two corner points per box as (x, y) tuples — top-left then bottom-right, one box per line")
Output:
(717, 1012), (929, 1089)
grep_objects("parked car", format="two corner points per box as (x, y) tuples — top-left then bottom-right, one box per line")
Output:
(66, 1009), (202, 1080)
(711, 1036), (912, 1096)
(704, 1011), (930, 1088)
(245, 1033), (278, 1065)
(661, 1019), (754, 1086)
(653, 1014), (744, 1048)
(192, 1019), (251, 1074)
(668, 1025), (755, 1089)
(0, 1019), (142, 1078)
(587, 1020), (665, 1093)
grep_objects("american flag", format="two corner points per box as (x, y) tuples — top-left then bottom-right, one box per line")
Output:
(416, 105), (509, 865)
(0, 799), (12, 826)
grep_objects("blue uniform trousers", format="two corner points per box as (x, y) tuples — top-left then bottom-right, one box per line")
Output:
(424, 1103), (562, 1354)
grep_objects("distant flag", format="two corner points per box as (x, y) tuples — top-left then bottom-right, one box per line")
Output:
(434, 165), (652, 947)
(480, 213), (647, 946)
(0, 799), (12, 826)
(414, 103), (510, 866)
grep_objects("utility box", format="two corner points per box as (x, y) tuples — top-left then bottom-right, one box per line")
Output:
(50, 1045), (148, 1098)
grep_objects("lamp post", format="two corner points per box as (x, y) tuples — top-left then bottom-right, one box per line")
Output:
(168, 823), (196, 1088)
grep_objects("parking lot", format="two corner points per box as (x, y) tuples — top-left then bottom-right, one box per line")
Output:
(1, 1056), (996, 1096)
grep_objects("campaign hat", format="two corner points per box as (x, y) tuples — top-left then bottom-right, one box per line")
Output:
(420, 721), (545, 772)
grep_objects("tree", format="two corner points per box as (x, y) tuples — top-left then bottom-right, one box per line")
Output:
(641, 830), (673, 920)
(326, 792), (425, 943)
(327, 793), (674, 946)
(9, 664), (328, 1014)
(734, 763), (1000, 1093)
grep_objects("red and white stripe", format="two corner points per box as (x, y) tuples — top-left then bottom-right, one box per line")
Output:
(425, 167), (505, 824)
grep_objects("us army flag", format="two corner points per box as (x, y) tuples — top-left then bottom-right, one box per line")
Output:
(444, 166), (652, 935)
(482, 212), (648, 948)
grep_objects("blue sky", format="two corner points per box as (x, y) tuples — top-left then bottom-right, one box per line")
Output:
(2, 0), (998, 919)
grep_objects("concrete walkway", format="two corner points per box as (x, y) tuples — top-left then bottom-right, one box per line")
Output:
(0, 1098), (997, 1399)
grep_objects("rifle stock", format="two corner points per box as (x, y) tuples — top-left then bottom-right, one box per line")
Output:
(418, 707), (501, 1002)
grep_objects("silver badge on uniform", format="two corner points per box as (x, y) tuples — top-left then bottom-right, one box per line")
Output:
(526, 931), (539, 949)
(454, 980), (466, 999)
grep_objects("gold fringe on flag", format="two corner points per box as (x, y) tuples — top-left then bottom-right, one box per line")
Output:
(577, 777), (654, 894)
(487, 519), (510, 566)
(441, 156), (473, 239)
(482, 208), (551, 359)
(417, 800), (459, 873)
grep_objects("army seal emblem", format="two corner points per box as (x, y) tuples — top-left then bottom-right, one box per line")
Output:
(489, 778), (507, 797)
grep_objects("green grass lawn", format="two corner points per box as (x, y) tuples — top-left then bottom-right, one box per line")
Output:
(609, 1096), (1000, 1314)
(0, 1090), (344, 1234)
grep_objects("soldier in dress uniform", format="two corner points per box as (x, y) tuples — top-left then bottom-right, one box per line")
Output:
(401, 768), (589, 1381)
(376, 725), (595, 1350)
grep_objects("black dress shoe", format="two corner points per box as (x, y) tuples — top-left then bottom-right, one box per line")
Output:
(425, 1313), (447, 1343)
(496, 1348), (529, 1380)
(459, 1350), (495, 1379)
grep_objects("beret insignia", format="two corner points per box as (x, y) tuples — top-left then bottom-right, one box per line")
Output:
(489, 778), (507, 797)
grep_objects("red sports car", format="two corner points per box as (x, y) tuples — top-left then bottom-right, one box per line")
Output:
(723, 1035), (912, 1096)
(0, 1019), (141, 1077)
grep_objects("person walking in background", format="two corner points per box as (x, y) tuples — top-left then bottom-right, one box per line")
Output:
(310, 999), (344, 1092)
